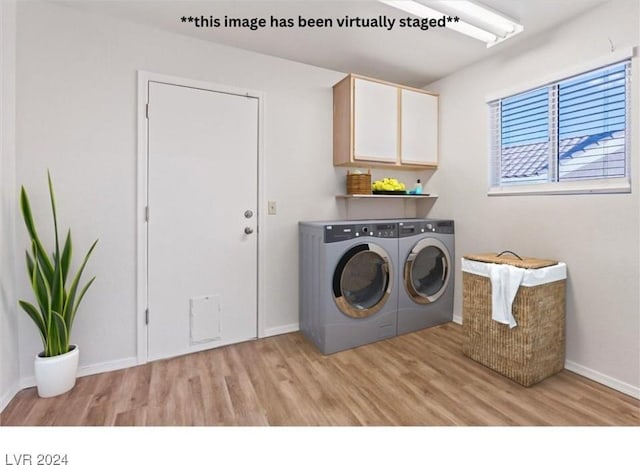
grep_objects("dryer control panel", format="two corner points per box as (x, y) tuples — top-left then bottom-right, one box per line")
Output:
(398, 220), (454, 237)
(324, 223), (398, 243)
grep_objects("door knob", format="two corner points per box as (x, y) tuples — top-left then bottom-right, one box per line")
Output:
(244, 227), (254, 235)
(244, 210), (253, 218)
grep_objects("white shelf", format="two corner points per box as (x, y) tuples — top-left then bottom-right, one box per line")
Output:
(336, 194), (438, 199)
(336, 193), (438, 219)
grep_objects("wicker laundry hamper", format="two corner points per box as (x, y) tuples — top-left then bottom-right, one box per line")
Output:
(461, 252), (567, 387)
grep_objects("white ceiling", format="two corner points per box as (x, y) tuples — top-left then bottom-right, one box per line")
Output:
(61, 0), (609, 87)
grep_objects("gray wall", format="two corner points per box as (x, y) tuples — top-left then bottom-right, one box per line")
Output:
(427, 0), (640, 395)
(0, 0), (19, 412)
(13, 0), (347, 383)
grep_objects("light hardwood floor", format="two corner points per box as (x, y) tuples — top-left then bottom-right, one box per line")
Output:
(2, 323), (638, 426)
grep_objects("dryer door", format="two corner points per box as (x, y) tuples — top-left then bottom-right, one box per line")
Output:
(333, 243), (393, 318)
(404, 238), (451, 304)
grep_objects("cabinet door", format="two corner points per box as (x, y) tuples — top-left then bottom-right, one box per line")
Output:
(353, 78), (398, 163)
(400, 89), (438, 165)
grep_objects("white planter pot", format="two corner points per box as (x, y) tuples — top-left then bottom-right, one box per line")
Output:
(34, 345), (79, 398)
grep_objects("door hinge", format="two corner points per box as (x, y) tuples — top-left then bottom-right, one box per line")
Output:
(145, 103), (149, 119)
(145, 206), (149, 222)
(145, 308), (149, 325)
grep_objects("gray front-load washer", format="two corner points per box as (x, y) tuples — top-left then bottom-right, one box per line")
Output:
(299, 220), (399, 354)
(397, 219), (455, 335)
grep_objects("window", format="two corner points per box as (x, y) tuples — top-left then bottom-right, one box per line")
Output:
(489, 60), (631, 193)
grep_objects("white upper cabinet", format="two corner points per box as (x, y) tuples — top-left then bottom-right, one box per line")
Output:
(333, 74), (439, 168)
(353, 78), (398, 163)
(400, 89), (438, 166)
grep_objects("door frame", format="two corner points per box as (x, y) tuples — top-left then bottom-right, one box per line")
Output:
(136, 71), (266, 364)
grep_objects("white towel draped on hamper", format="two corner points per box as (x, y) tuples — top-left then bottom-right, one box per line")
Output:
(460, 258), (567, 329)
(488, 264), (524, 328)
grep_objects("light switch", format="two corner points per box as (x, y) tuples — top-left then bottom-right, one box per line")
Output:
(268, 201), (277, 215)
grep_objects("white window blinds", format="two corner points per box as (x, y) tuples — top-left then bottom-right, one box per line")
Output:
(489, 60), (631, 189)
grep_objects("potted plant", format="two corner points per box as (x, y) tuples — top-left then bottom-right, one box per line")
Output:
(18, 171), (98, 398)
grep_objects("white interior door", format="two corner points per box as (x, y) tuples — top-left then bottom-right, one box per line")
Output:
(147, 81), (258, 361)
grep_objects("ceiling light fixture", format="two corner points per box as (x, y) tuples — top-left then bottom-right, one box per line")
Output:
(379, 0), (524, 48)
(441, 1), (524, 43)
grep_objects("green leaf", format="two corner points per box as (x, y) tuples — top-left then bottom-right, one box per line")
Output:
(28, 248), (40, 320)
(30, 246), (50, 327)
(63, 239), (98, 331)
(18, 300), (47, 350)
(51, 311), (69, 356)
(48, 316), (59, 357)
(26, 250), (34, 279)
(51, 253), (64, 317)
(20, 186), (54, 283)
(47, 171), (61, 262)
(20, 186), (38, 241)
(32, 246), (55, 356)
(60, 230), (72, 284)
(68, 276), (96, 334)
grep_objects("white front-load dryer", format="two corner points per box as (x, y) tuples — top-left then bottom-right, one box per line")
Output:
(397, 219), (455, 335)
(299, 220), (399, 354)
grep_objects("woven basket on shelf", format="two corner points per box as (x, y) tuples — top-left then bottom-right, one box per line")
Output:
(462, 252), (566, 387)
(346, 169), (372, 195)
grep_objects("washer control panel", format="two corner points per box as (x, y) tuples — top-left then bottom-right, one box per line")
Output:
(398, 220), (454, 237)
(324, 223), (398, 243)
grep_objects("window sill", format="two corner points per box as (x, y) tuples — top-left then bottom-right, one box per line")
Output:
(488, 179), (631, 196)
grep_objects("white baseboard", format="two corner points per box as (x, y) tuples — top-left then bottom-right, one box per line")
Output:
(263, 323), (300, 338)
(0, 382), (20, 414)
(18, 356), (138, 390)
(564, 360), (640, 399)
(77, 356), (138, 378)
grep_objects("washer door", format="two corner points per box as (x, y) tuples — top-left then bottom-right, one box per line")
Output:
(333, 243), (393, 318)
(404, 238), (451, 304)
